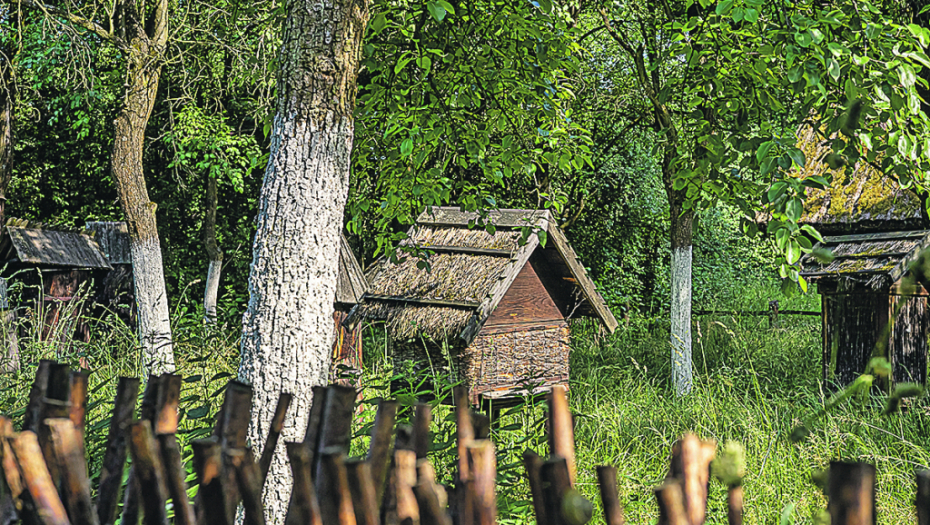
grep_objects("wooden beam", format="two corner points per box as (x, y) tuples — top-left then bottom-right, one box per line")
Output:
(397, 245), (515, 257)
(546, 223), (619, 333)
(364, 295), (480, 308)
(822, 230), (930, 244)
(417, 206), (552, 228)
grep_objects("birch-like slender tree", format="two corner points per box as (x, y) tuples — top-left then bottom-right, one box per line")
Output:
(16, 0), (176, 373)
(237, 0), (368, 521)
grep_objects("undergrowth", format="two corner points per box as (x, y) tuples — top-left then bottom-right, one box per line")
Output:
(0, 278), (926, 524)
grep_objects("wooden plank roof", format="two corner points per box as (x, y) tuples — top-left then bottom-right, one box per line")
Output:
(85, 221), (132, 265)
(352, 207), (618, 342)
(799, 230), (930, 288)
(336, 232), (368, 305)
(0, 226), (111, 269)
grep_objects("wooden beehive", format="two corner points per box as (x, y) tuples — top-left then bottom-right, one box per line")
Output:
(349, 207), (618, 405)
(796, 125), (930, 387)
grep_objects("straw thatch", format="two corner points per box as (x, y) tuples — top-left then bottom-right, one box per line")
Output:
(794, 125), (926, 234)
(361, 301), (474, 340)
(406, 225), (523, 251)
(367, 253), (511, 304)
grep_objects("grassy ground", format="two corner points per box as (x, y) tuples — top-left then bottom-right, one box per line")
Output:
(0, 280), (927, 524)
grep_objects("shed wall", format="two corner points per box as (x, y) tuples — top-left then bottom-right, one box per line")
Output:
(890, 294), (928, 384)
(823, 291), (888, 386)
(485, 261), (564, 327)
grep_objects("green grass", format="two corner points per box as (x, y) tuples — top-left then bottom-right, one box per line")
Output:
(0, 278), (927, 524)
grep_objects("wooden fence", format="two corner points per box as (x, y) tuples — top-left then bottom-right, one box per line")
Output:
(1, 360), (928, 525)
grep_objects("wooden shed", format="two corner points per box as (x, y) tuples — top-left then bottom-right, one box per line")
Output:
(796, 126), (929, 387)
(348, 207), (618, 405)
(332, 232), (368, 383)
(0, 219), (112, 345)
(85, 221), (134, 326)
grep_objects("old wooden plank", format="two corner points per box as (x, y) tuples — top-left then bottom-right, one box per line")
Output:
(822, 230), (930, 244)
(364, 295), (480, 308)
(484, 263), (565, 327)
(417, 206), (552, 228)
(405, 245), (514, 257)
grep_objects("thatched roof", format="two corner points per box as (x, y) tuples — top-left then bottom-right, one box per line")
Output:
(795, 125), (927, 235)
(0, 223), (111, 269)
(336, 233), (368, 305)
(350, 207), (618, 341)
(799, 230), (930, 289)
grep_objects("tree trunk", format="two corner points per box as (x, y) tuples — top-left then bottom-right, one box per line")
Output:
(665, 162), (693, 396)
(203, 174), (222, 323)
(0, 17), (19, 372)
(236, 0), (368, 522)
(111, 40), (175, 374)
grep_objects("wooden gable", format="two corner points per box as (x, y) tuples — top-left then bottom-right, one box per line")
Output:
(482, 261), (564, 331)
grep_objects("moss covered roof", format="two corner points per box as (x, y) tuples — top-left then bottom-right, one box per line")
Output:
(796, 125), (927, 235)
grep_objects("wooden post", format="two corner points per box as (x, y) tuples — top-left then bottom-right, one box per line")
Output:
(346, 460), (381, 525)
(126, 421), (169, 525)
(541, 456), (571, 525)
(228, 449), (265, 525)
(10, 431), (70, 525)
(547, 386), (576, 486)
(522, 451), (547, 525)
(121, 375), (161, 525)
(284, 442), (322, 525)
(46, 419), (98, 525)
(38, 363), (70, 487)
(727, 486), (743, 525)
(412, 404), (432, 461)
(394, 450), (419, 525)
(219, 382), (252, 525)
(467, 441), (496, 525)
(319, 449), (357, 525)
(667, 433), (715, 525)
(153, 375), (195, 525)
(827, 461), (875, 525)
(0, 418), (24, 523)
(191, 439), (227, 525)
(67, 372), (88, 441)
(259, 393), (292, 484)
(315, 386), (356, 475)
(596, 466), (625, 525)
(654, 482), (688, 525)
(96, 377), (139, 525)
(367, 399), (397, 510)
(917, 470), (930, 525)
(23, 360), (53, 433)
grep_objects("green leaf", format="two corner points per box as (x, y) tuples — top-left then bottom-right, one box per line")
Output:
(787, 148), (806, 168)
(756, 140), (774, 162)
(779, 503), (796, 525)
(798, 275), (808, 293)
(801, 224), (825, 243)
(786, 198), (803, 222)
(898, 65), (916, 88)
(536, 229), (548, 247)
(400, 138), (413, 157)
(371, 13), (387, 34)
(435, 0), (455, 15)
(827, 58), (840, 82)
(715, 0), (734, 16)
(767, 181), (787, 203)
(537, 0), (553, 13)
(427, 2), (447, 22)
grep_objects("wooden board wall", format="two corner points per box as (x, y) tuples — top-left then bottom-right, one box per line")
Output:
(890, 294), (929, 384)
(823, 292), (889, 387)
(482, 261), (564, 331)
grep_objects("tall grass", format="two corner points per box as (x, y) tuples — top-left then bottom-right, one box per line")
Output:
(0, 277), (927, 524)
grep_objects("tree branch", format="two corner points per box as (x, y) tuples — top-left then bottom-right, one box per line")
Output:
(14, 0), (118, 45)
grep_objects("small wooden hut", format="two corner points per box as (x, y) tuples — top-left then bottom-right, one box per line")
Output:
(797, 126), (929, 387)
(85, 221), (134, 325)
(348, 207), (618, 405)
(332, 232), (368, 382)
(0, 219), (112, 344)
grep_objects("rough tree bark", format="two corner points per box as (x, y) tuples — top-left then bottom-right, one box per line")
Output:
(236, 0), (369, 522)
(17, 0), (176, 374)
(0, 17), (20, 371)
(203, 174), (222, 323)
(110, 0), (175, 374)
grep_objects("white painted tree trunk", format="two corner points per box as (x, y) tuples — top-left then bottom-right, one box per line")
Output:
(204, 258), (222, 323)
(236, 0), (368, 522)
(670, 243), (693, 396)
(131, 237), (175, 374)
